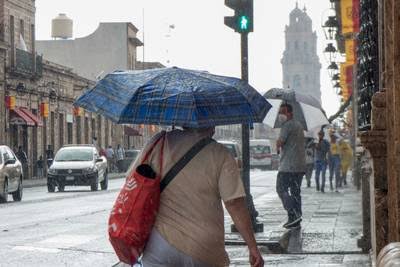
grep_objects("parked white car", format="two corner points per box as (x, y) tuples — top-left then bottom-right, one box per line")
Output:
(250, 139), (272, 170)
(47, 145), (108, 192)
(0, 145), (23, 203)
(218, 140), (242, 172)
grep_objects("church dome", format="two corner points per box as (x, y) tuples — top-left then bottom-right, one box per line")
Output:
(289, 3), (312, 31)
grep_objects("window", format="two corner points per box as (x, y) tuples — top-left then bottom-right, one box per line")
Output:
(10, 15), (15, 65)
(20, 19), (24, 39)
(293, 75), (301, 88)
(31, 24), (35, 53)
(295, 41), (299, 50)
(6, 148), (15, 160)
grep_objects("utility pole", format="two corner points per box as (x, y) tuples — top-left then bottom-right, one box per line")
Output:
(224, 0), (263, 232)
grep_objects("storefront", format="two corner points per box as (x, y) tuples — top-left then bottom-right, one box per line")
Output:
(9, 107), (43, 179)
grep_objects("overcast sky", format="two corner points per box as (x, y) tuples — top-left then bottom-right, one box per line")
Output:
(36, 0), (340, 116)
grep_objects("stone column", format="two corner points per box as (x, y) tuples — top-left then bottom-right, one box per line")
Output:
(360, 91), (388, 260)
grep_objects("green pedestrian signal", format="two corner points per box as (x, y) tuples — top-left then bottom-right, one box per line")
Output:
(224, 0), (253, 33)
(239, 15), (250, 31)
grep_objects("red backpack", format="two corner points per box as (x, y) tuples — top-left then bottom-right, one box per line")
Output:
(108, 133), (213, 265)
(108, 133), (165, 265)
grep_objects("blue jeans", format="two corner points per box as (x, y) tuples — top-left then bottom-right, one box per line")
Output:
(276, 172), (303, 217)
(314, 160), (327, 190)
(329, 155), (341, 189)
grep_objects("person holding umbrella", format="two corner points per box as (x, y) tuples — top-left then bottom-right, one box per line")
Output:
(276, 103), (306, 229)
(74, 67), (270, 267)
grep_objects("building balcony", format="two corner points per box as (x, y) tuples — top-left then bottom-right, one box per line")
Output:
(10, 48), (43, 78)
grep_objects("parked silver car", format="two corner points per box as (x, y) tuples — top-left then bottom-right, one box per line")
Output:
(0, 145), (23, 203)
(47, 145), (108, 192)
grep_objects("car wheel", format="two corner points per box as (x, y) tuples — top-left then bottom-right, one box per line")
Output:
(0, 178), (8, 203)
(12, 178), (23, 201)
(91, 174), (99, 191)
(58, 183), (65, 192)
(47, 182), (55, 193)
(91, 182), (98, 191)
(100, 172), (108, 190)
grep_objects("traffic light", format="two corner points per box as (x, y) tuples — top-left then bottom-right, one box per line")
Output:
(224, 0), (253, 33)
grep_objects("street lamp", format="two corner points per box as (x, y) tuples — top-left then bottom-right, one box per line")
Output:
(328, 62), (339, 77)
(322, 16), (339, 40)
(332, 73), (340, 81)
(324, 43), (338, 62)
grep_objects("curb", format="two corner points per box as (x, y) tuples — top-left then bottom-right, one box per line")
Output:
(23, 173), (126, 188)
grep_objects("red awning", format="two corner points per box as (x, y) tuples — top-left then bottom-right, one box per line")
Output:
(19, 107), (43, 127)
(10, 108), (35, 126)
(124, 126), (142, 136)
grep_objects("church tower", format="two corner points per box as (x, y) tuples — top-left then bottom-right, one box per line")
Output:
(281, 3), (322, 103)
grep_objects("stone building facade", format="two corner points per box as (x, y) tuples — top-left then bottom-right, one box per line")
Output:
(281, 3), (322, 103)
(0, 0), (127, 179)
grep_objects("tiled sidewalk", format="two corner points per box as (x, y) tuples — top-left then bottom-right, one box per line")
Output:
(224, 170), (371, 266)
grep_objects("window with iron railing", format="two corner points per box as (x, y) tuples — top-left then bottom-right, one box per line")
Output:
(13, 48), (42, 77)
(357, 0), (379, 131)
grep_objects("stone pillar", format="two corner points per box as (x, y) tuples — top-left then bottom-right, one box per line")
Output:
(360, 91), (388, 260)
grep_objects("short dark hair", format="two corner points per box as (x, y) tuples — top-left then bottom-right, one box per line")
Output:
(280, 103), (293, 114)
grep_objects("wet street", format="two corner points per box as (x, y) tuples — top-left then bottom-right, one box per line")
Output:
(0, 170), (370, 266)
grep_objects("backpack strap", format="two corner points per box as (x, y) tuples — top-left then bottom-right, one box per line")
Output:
(160, 137), (214, 193)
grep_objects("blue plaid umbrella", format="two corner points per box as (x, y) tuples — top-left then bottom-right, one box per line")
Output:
(74, 67), (271, 128)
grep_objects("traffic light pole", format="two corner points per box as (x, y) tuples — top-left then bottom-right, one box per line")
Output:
(240, 32), (263, 233)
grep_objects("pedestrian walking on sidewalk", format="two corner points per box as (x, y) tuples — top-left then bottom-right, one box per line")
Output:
(140, 127), (264, 267)
(36, 155), (44, 179)
(106, 145), (115, 172)
(339, 139), (353, 186)
(314, 131), (330, 193)
(328, 133), (341, 192)
(276, 103), (306, 229)
(116, 144), (125, 173)
(46, 145), (54, 168)
(305, 137), (315, 188)
(16, 146), (28, 179)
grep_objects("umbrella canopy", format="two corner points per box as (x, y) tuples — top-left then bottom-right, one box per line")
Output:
(74, 67), (271, 128)
(263, 88), (329, 131)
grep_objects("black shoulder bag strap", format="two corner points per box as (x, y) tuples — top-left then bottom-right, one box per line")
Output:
(160, 137), (214, 193)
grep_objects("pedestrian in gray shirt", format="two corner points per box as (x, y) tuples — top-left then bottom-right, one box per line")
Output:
(276, 103), (306, 229)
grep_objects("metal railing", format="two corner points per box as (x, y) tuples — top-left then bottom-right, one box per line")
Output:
(357, 0), (379, 131)
(12, 48), (43, 78)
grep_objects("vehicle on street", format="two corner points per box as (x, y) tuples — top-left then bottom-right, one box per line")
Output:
(0, 145), (23, 203)
(47, 145), (108, 192)
(218, 140), (242, 171)
(119, 149), (141, 173)
(250, 139), (272, 170)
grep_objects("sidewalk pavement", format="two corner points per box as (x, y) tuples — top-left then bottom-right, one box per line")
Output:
(23, 172), (126, 188)
(225, 170), (371, 266)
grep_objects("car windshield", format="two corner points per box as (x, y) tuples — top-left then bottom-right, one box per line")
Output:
(54, 148), (93, 162)
(250, 145), (271, 155)
(223, 144), (237, 157)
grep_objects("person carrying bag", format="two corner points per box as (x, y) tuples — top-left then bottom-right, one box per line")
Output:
(108, 131), (213, 265)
